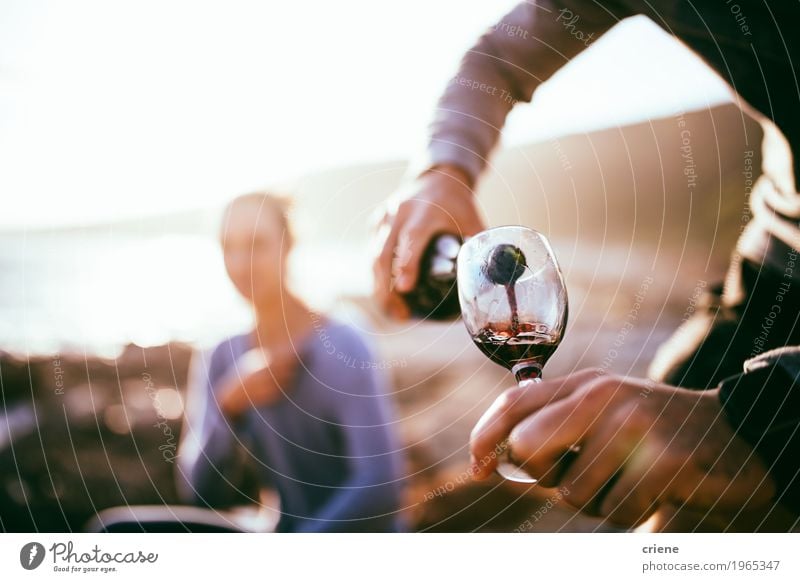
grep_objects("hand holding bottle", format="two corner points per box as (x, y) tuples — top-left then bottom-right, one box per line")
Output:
(372, 164), (485, 320)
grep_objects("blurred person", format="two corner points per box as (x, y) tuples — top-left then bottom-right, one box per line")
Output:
(374, 1), (800, 529)
(177, 192), (405, 532)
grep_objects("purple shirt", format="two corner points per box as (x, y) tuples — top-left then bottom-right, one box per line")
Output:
(176, 317), (406, 532)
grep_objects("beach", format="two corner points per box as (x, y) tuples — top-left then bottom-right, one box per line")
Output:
(0, 105), (765, 531)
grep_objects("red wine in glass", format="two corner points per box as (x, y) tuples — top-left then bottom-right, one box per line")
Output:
(457, 227), (569, 482)
(472, 323), (558, 381)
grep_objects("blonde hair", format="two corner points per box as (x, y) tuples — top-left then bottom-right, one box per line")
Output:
(222, 190), (295, 248)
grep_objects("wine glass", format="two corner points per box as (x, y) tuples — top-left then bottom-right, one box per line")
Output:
(457, 226), (568, 483)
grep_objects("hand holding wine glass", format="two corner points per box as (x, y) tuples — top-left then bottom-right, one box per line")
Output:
(457, 226), (569, 482)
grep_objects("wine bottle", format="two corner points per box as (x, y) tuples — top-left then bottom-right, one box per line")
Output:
(401, 233), (462, 320)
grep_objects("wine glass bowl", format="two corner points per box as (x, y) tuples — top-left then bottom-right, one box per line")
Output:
(457, 226), (569, 482)
(457, 226), (568, 380)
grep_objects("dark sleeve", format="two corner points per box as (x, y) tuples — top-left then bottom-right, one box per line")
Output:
(718, 347), (800, 513)
(294, 331), (405, 532)
(415, 0), (632, 182)
(648, 251), (799, 389)
(175, 348), (251, 508)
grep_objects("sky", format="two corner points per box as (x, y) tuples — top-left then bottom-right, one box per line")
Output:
(0, 0), (734, 229)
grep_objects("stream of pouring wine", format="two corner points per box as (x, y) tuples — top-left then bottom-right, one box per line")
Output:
(505, 263), (535, 336)
(505, 284), (519, 336)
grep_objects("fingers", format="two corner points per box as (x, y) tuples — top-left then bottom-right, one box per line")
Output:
(505, 375), (621, 483)
(371, 208), (410, 320)
(371, 167), (484, 320)
(393, 225), (428, 293)
(391, 194), (465, 293)
(558, 408), (647, 518)
(505, 396), (590, 485)
(469, 369), (605, 480)
(372, 212), (397, 298)
(598, 465), (662, 528)
(371, 200), (435, 319)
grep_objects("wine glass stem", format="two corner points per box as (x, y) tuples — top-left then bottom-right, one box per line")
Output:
(491, 362), (546, 483)
(512, 361), (543, 383)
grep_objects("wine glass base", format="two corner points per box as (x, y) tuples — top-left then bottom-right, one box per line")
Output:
(495, 460), (538, 484)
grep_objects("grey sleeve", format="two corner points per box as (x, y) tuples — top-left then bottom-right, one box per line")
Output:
(414, 0), (628, 183)
(175, 349), (248, 508)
